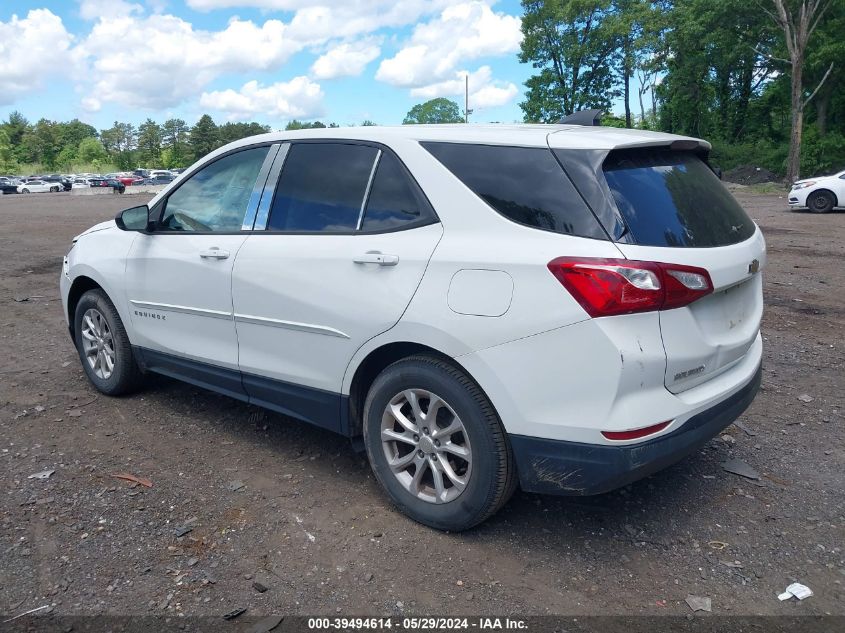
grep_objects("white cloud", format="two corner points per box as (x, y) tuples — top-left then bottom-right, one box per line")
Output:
(376, 1), (522, 89)
(75, 14), (304, 109)
(0, 9), (73, 105)
(187, 0), (457, 39)
(81, 96), (102, 112)
(79, 0), (143, 20)
(410, 66), (518, 109)
(200, 77), (324, 120)
(311, 39), (381, 80)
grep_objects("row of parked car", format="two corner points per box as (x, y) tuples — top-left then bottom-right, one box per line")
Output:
(0, 168), (185, 195)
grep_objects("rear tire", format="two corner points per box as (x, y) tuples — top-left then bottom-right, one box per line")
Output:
(363, 355), (516, 531)
(808, 190), (836, 213)
(73, 289), (144, 396)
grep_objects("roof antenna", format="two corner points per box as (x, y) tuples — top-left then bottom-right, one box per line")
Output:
(557, 109), (603, 126)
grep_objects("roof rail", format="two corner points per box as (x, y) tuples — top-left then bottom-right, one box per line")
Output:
(557, 109), (603, 126)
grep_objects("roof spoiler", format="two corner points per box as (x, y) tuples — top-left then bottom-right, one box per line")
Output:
(557, 109), (603, 126)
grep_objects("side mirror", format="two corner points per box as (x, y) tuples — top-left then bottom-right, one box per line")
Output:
(711, 165), (723, 180)
(115, 205), (151, 231)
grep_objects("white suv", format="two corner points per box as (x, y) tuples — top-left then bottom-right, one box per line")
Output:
(60, 125), (765, 531)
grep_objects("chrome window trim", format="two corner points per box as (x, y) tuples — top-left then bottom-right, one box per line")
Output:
(241, 143), (281, 231)
(252, 143), (290, 231)
(356, 150), (382, 231)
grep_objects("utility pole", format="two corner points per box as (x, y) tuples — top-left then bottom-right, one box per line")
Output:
(464, 74), (473, 124)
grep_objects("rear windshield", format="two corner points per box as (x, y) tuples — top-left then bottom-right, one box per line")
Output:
(422, 142), (607, 240)
(602, 150), (755, 247)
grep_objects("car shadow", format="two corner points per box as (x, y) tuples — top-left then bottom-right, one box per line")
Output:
(143, 372), (743, 549)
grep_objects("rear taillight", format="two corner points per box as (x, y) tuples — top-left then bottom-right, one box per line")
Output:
(547, 257), (713, 317)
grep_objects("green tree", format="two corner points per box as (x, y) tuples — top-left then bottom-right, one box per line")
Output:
(161, 118), (190, 168)
(78, 137), (108, 164)
(23, 119), (62, 169)
(58, 119), (97, 150)
(605, 0), (659, 128)
(0, 129), (19, 173)
(100, 121), (137, 169)
(56, 145), (78, 168)
(218, 121), (271, 145)
(519, 0), (620, 122)
(654, 0), (776, 140)
(402, 98), (464, 124)
(361, 120), (378, 126)
(285, 120), (325, 130)
(137, 119), (163, 166)
(802, 0), (843, 137)
(190, 114), (219, 160)
(768, 0), (833, 181)
(0, 111), (30, 163)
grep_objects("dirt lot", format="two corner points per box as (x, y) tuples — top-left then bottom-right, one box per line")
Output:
(0, 189), (843, 619)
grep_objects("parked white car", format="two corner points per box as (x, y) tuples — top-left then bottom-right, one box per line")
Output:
(60, 125), (765, 530)
(18, 179), (61, 193)
(149, 169), (175, 179)
(789, 169), (845, 213)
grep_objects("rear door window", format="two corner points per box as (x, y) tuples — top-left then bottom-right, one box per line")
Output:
(602, 150), (755, 247)
(422, 142), (607, 240)
(266, 143), (378, 232)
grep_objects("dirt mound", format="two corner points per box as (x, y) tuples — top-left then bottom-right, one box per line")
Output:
(723, 165), (780, 185)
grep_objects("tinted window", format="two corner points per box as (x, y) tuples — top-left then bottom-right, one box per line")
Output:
(160, 146), (269, 232)
(603, 150), (755, 247)
(361, 152), (434, 231)
(267, 143), (378, 232)
(422, 142), (606, 239)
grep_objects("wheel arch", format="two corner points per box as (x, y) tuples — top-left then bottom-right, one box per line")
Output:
(66, 275), (105, 343)
(345, 341), (488, 439)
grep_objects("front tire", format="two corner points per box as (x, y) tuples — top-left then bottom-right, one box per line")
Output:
(808, 190), (836, 213)
(73, 289), (144, 395)
(50, 186), (59, 192)
(363, 355), (516, 531)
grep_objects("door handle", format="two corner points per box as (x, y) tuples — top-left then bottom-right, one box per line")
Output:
(199, 248), (230, 260)
(353, 251), (399, 266)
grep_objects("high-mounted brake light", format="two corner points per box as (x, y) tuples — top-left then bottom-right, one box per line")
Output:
(547, 257), (713, 317)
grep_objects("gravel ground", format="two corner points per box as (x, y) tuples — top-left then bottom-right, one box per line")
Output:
(0, 190), (843, 619)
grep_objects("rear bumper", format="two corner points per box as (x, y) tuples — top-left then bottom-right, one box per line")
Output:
(509, 364), (762, 496)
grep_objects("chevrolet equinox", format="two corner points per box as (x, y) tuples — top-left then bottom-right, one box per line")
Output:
(60, 125), (765, 531)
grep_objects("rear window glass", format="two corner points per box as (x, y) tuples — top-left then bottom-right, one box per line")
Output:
(602, 150), (755, 247)
(422, 142), (607, 240)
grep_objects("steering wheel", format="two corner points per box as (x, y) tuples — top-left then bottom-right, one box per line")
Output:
(172, 212), (211, 232)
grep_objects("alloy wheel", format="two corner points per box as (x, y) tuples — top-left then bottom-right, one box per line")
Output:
(380, 389), (472, 504)
(81, 308), (116, 380)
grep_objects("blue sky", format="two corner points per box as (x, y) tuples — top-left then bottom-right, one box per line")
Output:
(1, 0), (538, 130)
